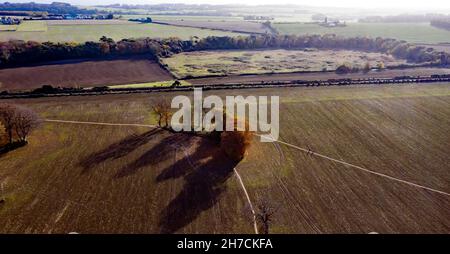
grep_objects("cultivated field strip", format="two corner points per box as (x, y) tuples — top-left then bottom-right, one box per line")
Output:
(0, 57), (173, 91)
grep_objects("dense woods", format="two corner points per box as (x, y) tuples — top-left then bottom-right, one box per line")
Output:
(1, 34), (449, 68)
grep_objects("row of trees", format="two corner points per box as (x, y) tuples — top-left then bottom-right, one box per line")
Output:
(193, 35), (449, 64)
(1, 34), (449, 68)
(0, 2), (96, 15)
(0, 36), (192, 67)
(0, 104), (40, 147)
(430, 19), (450, 31)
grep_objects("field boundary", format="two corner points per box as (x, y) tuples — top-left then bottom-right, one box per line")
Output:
(2, 75), (450, 99)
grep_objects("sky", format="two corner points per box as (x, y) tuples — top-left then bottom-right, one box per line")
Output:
(3, 0), (450, 11)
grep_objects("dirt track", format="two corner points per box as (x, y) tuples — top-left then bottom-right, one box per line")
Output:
(0, 56), (173, 91)
(188, 67), (450, 85)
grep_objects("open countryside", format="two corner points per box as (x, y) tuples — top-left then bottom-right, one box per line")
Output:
(0, 1), (449, 236)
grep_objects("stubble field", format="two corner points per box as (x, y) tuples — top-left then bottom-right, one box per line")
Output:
(0, 83), (449, 233)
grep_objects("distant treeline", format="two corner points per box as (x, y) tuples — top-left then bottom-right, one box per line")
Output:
(359, 14), (450, 23)
(1, 34), (449, 68)
(430, 19), (450, 31)
(0, 2), (96, 15)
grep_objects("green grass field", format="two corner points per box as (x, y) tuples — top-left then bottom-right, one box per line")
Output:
(0, 25), (18, 31)
(0, 22), (242, 43)
(274, 22), (450, 44)
(1, 83), (449, 233)
(162, 49), (409, 78)
(15, 21), (48, 32)
(120, 14), (243, 22)
(108, 80), (191, 89)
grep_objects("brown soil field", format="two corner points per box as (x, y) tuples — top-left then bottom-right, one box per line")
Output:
(0, 56), (173, 91)
(154, 20), (272, 34)
(188, 67), (450, 85)
(1, 84), (449, 233)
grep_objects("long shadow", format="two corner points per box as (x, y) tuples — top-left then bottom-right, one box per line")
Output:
(0, 141), (27, 158)
(113, 132), (195, 178)
(79, 127), (238, 233)
(79, 128), (162, 173)
(157, 138), (238, 234)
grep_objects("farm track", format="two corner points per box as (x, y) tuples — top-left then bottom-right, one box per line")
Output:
(233, 168), (259, 234)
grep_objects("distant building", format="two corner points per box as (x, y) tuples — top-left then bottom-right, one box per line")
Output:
(319, 17), (346, 27)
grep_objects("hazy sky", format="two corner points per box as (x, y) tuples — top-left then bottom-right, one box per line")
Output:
(4, 0), (450, 10)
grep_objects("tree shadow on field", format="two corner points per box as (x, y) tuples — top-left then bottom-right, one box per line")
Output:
(79, 127), (238, 233)
(157, 137), (238, 234)
(114, 133), (195, 178)
(79, 128), (163, 173)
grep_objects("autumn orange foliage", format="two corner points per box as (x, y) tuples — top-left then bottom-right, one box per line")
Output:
(219, 115), (253, 162)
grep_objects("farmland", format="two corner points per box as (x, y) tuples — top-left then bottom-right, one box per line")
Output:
(122, 14), (243, 22)
(187, 67), (450, 85)
(154, 20), (273, 34)
(15, 20), (47, 32)
(274, 22), (450, 44)
(108, 80), (191, 89)
(162, 49), (410, 78)
(0, 25), (18, 31)
(1, 83), (449, 233)
(0, 56), (172, 91)
(0, 21), (243, 43)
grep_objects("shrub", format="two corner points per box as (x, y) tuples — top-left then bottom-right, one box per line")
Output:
(335, 64), (352, 74)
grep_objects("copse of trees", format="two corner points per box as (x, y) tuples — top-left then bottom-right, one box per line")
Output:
(1, 34), (449, 68)
(0, 104), (40, 148)
(430, 19), (450, 31)
(151, 97), (172, 128)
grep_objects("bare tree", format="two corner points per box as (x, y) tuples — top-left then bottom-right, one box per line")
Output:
(255, 199), (276, 234)
(151, 98), (172, 128)
(0, 104), (16, 144)
(12, 106), (40, 143)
